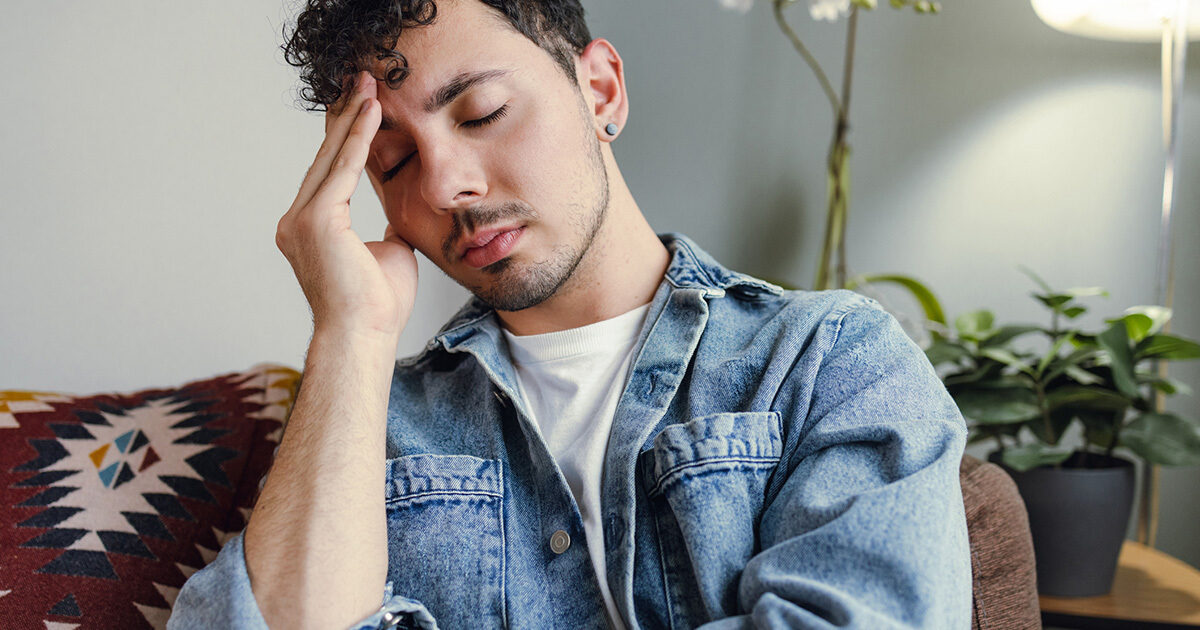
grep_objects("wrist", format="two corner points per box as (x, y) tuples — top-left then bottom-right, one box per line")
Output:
(308, 326), (401, 363)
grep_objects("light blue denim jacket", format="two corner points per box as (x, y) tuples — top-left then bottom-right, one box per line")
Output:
(169, 233), (971, 629)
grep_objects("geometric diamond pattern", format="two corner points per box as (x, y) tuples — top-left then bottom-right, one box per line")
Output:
(0, 364), (300, 628)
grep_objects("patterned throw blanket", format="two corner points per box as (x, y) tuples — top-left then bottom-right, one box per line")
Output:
(0, 364), (299, 629)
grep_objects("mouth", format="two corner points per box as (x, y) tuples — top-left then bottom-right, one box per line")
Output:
(460, 225), (525, 269)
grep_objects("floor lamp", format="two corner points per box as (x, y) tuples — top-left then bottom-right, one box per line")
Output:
(1029, 0), (1198, 547)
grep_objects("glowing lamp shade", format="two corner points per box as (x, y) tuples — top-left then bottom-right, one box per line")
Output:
(1031, 0), (1200, 41)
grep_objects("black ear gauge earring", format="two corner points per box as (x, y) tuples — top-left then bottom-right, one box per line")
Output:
(605, 123), (619, 136)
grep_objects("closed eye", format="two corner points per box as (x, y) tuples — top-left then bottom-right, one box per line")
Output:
(380, 104), (511, 183)
(461, 103), (509, 129)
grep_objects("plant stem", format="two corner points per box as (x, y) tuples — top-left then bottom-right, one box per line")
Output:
(1034, 382), (1060, 468)
(834, 6), (859, 288)
(1106, 409), (1124, 460)
(771, 1), (842, 118)
(817, 143), (848, 289)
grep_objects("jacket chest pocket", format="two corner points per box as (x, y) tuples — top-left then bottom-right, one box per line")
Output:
(384, 453), (505, 628)
(638, 411), (782, 626)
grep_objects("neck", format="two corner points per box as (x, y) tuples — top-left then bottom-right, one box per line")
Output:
(496, 164), (669, 336)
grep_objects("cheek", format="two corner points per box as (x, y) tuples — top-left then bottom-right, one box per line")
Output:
(384, 205), (439, 256)
(498, 103), (593, 200)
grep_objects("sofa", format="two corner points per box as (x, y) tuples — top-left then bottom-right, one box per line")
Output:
(0, 363), (1039, 628)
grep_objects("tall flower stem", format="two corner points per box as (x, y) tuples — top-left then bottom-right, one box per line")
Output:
(772, 1), (861, 290)
(772, 1), (842, 116)
(835, 7), (859, 288)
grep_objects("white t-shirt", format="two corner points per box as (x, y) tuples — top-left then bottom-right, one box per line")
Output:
(501, 303), (650, 630)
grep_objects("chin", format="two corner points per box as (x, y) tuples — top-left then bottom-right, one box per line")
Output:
(461, 252), (575, 312)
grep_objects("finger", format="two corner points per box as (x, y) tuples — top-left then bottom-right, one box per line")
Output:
(309, 97), (381, 209)
(292, 72), (378, 211)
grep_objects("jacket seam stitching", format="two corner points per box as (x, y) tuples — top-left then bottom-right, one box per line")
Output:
(762, 298), (869, 502)
(498, 462), (508, 629)
(649, 499), (676, 630)
(384, 489), (502, 504)
(649, 456), (781, 496)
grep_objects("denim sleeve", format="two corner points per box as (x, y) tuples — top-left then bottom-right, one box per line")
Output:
(167, 531), (439, 630)
(700, 300), (972, 629)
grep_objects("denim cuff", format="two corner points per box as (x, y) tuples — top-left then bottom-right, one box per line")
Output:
(169, 531), (438, 630)
(167, 531), (270, 629)
(348, 580), (438, 630)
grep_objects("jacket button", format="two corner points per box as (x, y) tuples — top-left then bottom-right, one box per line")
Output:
(549, 529), (571, 554)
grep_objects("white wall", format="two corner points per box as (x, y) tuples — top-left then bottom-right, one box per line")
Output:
(3, 0), (1197, 565)
(0, 0), (470, 394)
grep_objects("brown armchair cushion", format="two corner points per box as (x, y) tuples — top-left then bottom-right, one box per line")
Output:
(961, 454), (1041, 629)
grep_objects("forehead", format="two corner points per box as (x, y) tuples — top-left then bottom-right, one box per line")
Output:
(366, 0), (550, 111)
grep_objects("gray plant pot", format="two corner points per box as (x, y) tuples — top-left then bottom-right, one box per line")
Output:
(988, 451), (1136, 597)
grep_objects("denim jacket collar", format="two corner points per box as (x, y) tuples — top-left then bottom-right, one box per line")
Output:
(427, 232), (782, 355)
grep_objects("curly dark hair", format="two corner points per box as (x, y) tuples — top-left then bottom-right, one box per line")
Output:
(281, 0), (592, 112)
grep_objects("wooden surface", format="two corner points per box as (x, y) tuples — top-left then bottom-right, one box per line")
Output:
(1040, 540), (1200, 625)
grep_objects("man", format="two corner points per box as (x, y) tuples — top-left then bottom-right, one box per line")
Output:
(168, 0), (971, 628)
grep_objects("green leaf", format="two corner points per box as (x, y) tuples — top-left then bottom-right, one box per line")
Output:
(1063, 365), (1103, 385)
(1071, 333), (1099, 348)
(1019, 266), (1052, 292)
(925, 340), (970, 367)
(1110, 313), (1154, 343)
(953, 387), (1040, 425)
(1044, 386), (1130, 412)
(965, 375), (1037, 389)
(1064, 286), (1109, 299)
(1106, 307), (1171, 344)
(1140, 375), (1193, 396)
(846, 273), (947, 327)
(1076, 409), (1118, 449)
(1062, 306), (1088, 319)
(1001, 443), (1073, 472)
(1035, 294), (1073, 310)
(1097, 321), (1139, 399)
(1123, 306), (1172, 338)
(1041, 347), (1101, 383)
(1036, 332), (1076, 379)
(1136, 335), (1200, 361)
(1120, 412), (1200, 466)
(943, 363), (1001, 387)
(955, 310), (994, 339)
(980, 348), (1034, 375)
(980, 325), (1041, 349)
(1034, 286), (1107, 313)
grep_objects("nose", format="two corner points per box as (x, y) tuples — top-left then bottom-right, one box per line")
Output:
(417, 138), (487, 214)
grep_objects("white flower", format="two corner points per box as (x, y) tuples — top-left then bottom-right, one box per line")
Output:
(809, 0), (852, 21)
(718, 0), (755, 14)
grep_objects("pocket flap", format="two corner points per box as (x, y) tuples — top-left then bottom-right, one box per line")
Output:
(385, 453), (502, 502)
(643, 412), (782, 492)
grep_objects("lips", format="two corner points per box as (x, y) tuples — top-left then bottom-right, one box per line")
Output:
(460, 226), (525, 269)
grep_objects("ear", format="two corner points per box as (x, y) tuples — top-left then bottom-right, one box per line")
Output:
(577, 38), (629, 143)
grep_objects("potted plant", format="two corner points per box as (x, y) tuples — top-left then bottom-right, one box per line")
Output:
(925, 270), (1200, 597)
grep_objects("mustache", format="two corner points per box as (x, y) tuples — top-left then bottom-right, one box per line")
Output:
(443, 201), (538, 261)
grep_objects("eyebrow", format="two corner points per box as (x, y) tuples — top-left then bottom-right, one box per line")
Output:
(379, 68), (514, 132)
